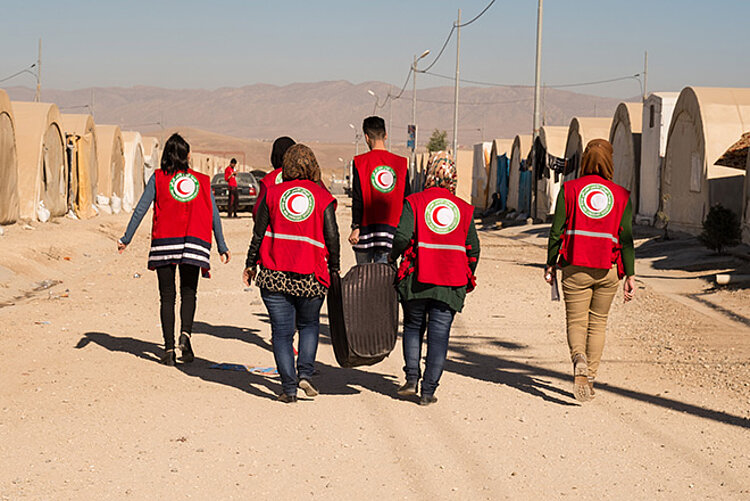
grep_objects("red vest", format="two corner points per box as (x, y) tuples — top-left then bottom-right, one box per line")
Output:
(560, 175), (629, 272)
(254, 168), (284, 217)
(149, 169), (213, 272)
(259, 180), (335, 287)
(355, 149), (408, 228)
(407, 187), (474, 287)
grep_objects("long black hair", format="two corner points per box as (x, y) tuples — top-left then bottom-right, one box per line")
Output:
(161, 133), (190, 174)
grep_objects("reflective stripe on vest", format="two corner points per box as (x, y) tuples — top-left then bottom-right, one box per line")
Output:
(565, 229), (618, 244)
(265, 231), (325, 249)
(417, 242), (467, 252)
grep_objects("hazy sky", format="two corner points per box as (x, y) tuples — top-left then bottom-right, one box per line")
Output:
(2, 0), (749, 99)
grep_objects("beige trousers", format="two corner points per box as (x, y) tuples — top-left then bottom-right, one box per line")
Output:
(561, 264), (619, 379)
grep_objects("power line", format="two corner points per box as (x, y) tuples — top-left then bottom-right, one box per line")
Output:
(0, 63), (36, 84)
(456, 0), (497, 27)
(421, 26), (455, 73)
(422, 69), (641, 90)
(418, 96), (533, 106)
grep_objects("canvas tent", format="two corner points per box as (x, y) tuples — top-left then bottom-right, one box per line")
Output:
(95, 124), (125, 213)
(455, 149), (473, 204)
(637, 92), (678, 224)
(661, 86), (750, 234)
(471, 142), (492, 209)
(533, 125), (568, 218)
(12, 101), (67, 221)
(745, 147), (750, 243)
(142, 136), (159, 185)
(61, 113), (98, 219)
(609, 102), (643, 210)
(487, 139), (513, 211)
(508, 134), (532, 214)
(121, 131), (144, 212)
(564, 117), (612, 182)
(0, 89), (19, 224)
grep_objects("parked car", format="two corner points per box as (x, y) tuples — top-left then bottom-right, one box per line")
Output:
(211, 172), (259, 213)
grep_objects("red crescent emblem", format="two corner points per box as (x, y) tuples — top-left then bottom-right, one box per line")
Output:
(585, 190), (599, 210)
(432, 205), (449, 227)
(287, 193), (305, 214)
(377, 171), (389, 187)
(176, 178), (190, 196)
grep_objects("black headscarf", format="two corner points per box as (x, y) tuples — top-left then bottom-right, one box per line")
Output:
(271, 136), (296, 169)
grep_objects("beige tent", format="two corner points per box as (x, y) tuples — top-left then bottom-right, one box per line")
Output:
(609, 102), (643, 210)
(142, 136), (159, 184)
(12, 102), (67, 221)
(637, 92), (679, 224)
(121, 131), (144, 212)
(471, 142), (492, 209)
(662, 87), (750, 234)
(0, 89), (19, 224)
(745, 148), (750, 243)
(455, 149), (473, 204)
(534, 125), (568, 218)
(564, 117), (612, 181)
(61, 114), (98, 218)
(487, 138), (513, 209)
(95, 124), (125, 212)
(508, 134), (532, 212)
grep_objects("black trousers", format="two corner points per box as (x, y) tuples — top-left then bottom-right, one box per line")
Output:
(156, 264), (200, 349)
(227, 187), (239, 217)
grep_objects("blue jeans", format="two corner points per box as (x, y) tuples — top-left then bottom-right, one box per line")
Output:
(401, 299), (456, 396)
(260, 289), (324, 396)
(354, 248), (390, 265)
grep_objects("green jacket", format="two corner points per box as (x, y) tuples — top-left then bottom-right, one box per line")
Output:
(390, 202), (480, 312)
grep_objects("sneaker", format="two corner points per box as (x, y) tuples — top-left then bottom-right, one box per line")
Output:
(572, 354), (591, 402)
(588, 378), (596, 399)
(419, 394), (438, 406)
(298, 379), (319, 397)
(160, 349), (176, 366)
(397, 381), (418, 396)
(178, 333), (194, 363)
(277, 393), (298, 404)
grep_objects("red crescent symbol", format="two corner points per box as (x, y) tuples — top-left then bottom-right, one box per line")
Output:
(585, 191), (599, 211)
(176, 178), (190, 196)
(287, 193), (305, 214)
(377, 171), (389, 187)
(432, 205), (449, 227)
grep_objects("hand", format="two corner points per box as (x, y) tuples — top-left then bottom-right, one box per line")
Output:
(544, 265), (555, 284)
(623, 276), (636, 302)
(243, 267), (256, 287)
(221, 251), (232, 264)
(348, 228), (360, 246)
(117, 241), (127, 254)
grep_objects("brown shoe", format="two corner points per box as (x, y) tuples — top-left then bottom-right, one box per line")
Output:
(572, 354), (591, 402)
(588, 378), (595, 399)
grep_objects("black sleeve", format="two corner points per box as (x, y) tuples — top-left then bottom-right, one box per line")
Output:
(403, 170), (412, 197)
(323, 202), (341, 273)
(351, 161), (363, 228)
(245, 198), (270, 268)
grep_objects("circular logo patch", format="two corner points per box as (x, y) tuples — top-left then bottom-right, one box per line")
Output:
(275, 171), (283, 185)
(280, 187), (315, 222)
(425, 198), (460, 234)
(371, 165), (396, 193)
(169, 173), (200, 203)
(578, 183), (614, 219)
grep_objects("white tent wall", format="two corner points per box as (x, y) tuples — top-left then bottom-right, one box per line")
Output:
(11, 102), (67, 221)
(455, 149), (473, 204)
(662, 87), (750, 234)
(61, 114), (98, 204)
(637, 92), (678, 224)
(142, 137), (159, 185)
(471, 142), (492, 209)
(487, 139), (513, 208)
(121, 131), (144, 212)
(535, 125), (568, 218)
(564, 117), (612, 182)
(95, 124), (125, 213)
(508, 134), (532, 212)
(609, 102), (643, 211)
(0, 89), (19, 224)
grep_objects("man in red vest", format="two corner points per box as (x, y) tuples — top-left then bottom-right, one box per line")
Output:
(224, 158), (239, 218)
(348, 116), (409, 264)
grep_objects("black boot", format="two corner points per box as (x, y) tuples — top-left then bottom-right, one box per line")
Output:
(178, 333), (194, 363)
(160, 348), (176, 366)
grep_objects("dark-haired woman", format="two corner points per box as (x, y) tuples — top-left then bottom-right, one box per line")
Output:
(244, 144), (340, 403)
(118, 133), (231, 365)
(546, 139), (635, 402)
(253, 136), (296, 218)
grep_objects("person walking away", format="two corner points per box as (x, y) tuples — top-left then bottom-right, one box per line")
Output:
(349, 116), (409, 264)
(225, 158), (239, 218)
(118, 133), (231, 365)
(243, 144), (340, 403)
(545, 139), (636, 402)
(390, 152), (480, 406)
(254, 137), (296, 218)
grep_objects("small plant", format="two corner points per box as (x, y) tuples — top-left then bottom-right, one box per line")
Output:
(427, 129), (448, 153)
(699, 204), (741, 254)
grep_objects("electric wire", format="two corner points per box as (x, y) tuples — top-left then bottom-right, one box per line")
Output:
(423, 70), (641, 89)
(456, 0), (497, 27)
(0, 64), (36, 84)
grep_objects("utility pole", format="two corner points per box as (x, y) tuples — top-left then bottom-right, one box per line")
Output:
(452, 9), (461, 156)
(532, 0), (543, 139)
(35, 38), (42, 102)
(643, 51), (648, 102)
(90, 88), (95, 117)
(412, 54), (418, 153)
(388, 85), (393, 151)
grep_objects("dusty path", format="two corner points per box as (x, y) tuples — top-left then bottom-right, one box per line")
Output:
(1, 204), (749, 500)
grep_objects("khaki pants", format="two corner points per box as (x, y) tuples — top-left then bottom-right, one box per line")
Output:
(561, 264), (619, 379)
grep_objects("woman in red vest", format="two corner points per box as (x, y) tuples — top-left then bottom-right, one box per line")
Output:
(243, 144), (340, 403)
(546, 139), (636, 402)
(118, 133), (231, 365)
(254, 136), (296, 218)
(390, 152), (480, 406)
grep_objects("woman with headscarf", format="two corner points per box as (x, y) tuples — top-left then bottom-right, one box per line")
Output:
(389, 151), (480, 406)
(546, 139), (636, 402)
(244, 144), (340, 403)
(254, 136), (296, 218)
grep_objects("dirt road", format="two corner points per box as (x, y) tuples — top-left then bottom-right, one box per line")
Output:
(1, 204), (748, 500)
